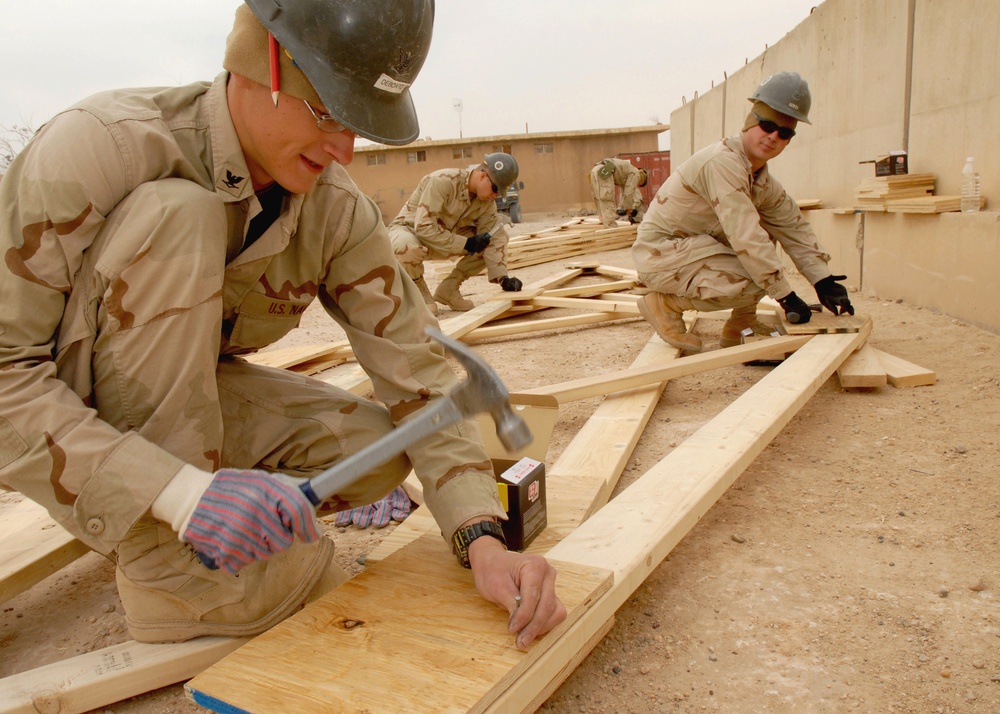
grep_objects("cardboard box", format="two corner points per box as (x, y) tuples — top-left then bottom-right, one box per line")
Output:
(493, 457), (546, 551)
(874, 151), (908, 176)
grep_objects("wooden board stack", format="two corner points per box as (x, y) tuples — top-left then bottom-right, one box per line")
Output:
(853, 173), (935, 211)
(885, 194), (985, 213)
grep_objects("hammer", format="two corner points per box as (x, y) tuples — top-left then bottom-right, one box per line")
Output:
(299, 327), (533, 507)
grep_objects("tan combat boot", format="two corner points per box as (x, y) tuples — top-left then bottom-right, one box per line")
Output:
(115, 517), (341, 643)
(637, 292), (703, 353)
(434, 273), (474, 311)
(413, 276), (439, 316)
(719, 304), (778, 348)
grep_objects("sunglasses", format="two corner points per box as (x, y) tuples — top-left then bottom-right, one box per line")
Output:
(753, 113), (796, 140)
(303, 100), (347, 133)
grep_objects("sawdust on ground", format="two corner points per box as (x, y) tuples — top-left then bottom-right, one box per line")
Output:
(3, 214), (999, 714)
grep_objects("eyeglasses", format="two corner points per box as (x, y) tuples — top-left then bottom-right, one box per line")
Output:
(753, 113), (796, 140)
(303, 100), (347, 133)
(490, 181), (500, 194)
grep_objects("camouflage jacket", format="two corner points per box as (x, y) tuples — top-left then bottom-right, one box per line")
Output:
(389, 166), (510, 281)
(596, 158), (644, 211)
(0, 73), (502, 553)
(632, 135), (831, 299)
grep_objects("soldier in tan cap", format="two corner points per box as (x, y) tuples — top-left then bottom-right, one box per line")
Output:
(0, 1), (565, 649)
(631, 71), (854, 353)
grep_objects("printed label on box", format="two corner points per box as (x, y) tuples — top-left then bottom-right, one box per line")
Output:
(501, 457), (542, 484)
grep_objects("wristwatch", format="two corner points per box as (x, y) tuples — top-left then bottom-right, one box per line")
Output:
(452, 520), (506, 569)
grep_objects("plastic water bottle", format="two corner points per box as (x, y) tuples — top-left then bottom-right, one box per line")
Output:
(961, 156), (981, 213)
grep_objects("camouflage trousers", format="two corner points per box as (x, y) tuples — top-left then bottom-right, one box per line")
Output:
(637, 242), (767, 312)
(589, 166), (620, 228)
(387, 224), (486, 281)
(74, 179), (410, 640)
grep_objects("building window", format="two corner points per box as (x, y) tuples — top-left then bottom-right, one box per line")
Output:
(534, 143), (554, 155)
(407, 150), (427, 163)
(366, 153), (387, 166)
(492, 144), (513, 154)
(452, 147), (472, 159)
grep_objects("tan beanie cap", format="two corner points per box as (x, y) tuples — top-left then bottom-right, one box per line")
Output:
(742, 100), (798, 133)
(223, 4), (324, 107)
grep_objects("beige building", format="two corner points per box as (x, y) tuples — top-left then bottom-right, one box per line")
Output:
(349, 125), (667, 223)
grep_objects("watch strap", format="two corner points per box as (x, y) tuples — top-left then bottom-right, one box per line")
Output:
(452, 520), (506, 569)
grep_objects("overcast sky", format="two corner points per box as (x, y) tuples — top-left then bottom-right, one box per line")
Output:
(1, 1), (822, 151)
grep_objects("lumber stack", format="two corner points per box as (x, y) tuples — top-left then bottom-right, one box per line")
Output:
(853, 173), (935, 210)
(885, 194), (985, 213)
(505, 220), (637, 270)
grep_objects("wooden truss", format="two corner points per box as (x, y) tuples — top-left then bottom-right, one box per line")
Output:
(0, 263), (935, 714)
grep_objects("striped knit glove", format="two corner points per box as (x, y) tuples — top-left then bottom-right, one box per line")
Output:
(335, 486), (412, 529)
(183, 468), (320, 574)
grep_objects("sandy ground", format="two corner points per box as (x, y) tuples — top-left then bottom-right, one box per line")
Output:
(2, 214), (999, 713)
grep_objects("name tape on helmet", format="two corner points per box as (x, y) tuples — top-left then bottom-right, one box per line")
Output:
(375, 74), (410, 94)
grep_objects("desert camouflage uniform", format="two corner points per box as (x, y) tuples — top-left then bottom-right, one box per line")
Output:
(0, 73), (504, 640)
(631, 135), (832, 311)
(388, 167), (510, 284)
(590, 158), (645, 228)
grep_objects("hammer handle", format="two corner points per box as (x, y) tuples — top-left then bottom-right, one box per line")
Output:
(300, 396), (463, 506)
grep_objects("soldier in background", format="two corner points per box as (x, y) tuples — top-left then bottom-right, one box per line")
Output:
(631, 71), (854, 354)
(589, 157), (647, 227)
(389, 153), (523, 314)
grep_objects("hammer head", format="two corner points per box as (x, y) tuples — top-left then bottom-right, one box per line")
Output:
(426, 327), (533, 452)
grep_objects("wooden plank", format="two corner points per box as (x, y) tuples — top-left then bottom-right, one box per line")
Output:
(539, 279), (638, 298)
(780, 311), (869, 335)
(462, 312), (638, 342)
(515, 295), (641, 314)
(186, 535), (613, 714)
(837, 342), (887, 388)
(0, 499), (90, 605)
(0, 637), (246, 714)
(528, 334), (684, 552)
(488, 326), (871, 712)
(520, 334), (812, 403)
(869, 346), (937, 387)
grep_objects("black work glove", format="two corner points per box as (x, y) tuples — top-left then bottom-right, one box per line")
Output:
(464, 233), (491, 254)
(615, 208), (627, 216)
(499, 276), (523, 292)
(777, 291), (813, 324)
(628, 209), (638, 217)
(813, 275), (855, 316)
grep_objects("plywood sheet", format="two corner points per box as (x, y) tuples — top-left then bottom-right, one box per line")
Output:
(186, 534), (612, 714)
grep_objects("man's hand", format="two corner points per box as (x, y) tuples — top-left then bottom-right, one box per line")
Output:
(499, 275), (523, 292)
(334, 486), (411, 528)
(628, 209), (638, 217)
(182, 468), (319, 574)
(464, 233), (491, 254)
(468, 536), (567, 650)
(777, 291), (813, 324)
(813, 274), (855, 316)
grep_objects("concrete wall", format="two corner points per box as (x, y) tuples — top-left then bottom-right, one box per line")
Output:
(670, 0), (1000, 333)
(349, 126), (666, 222)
